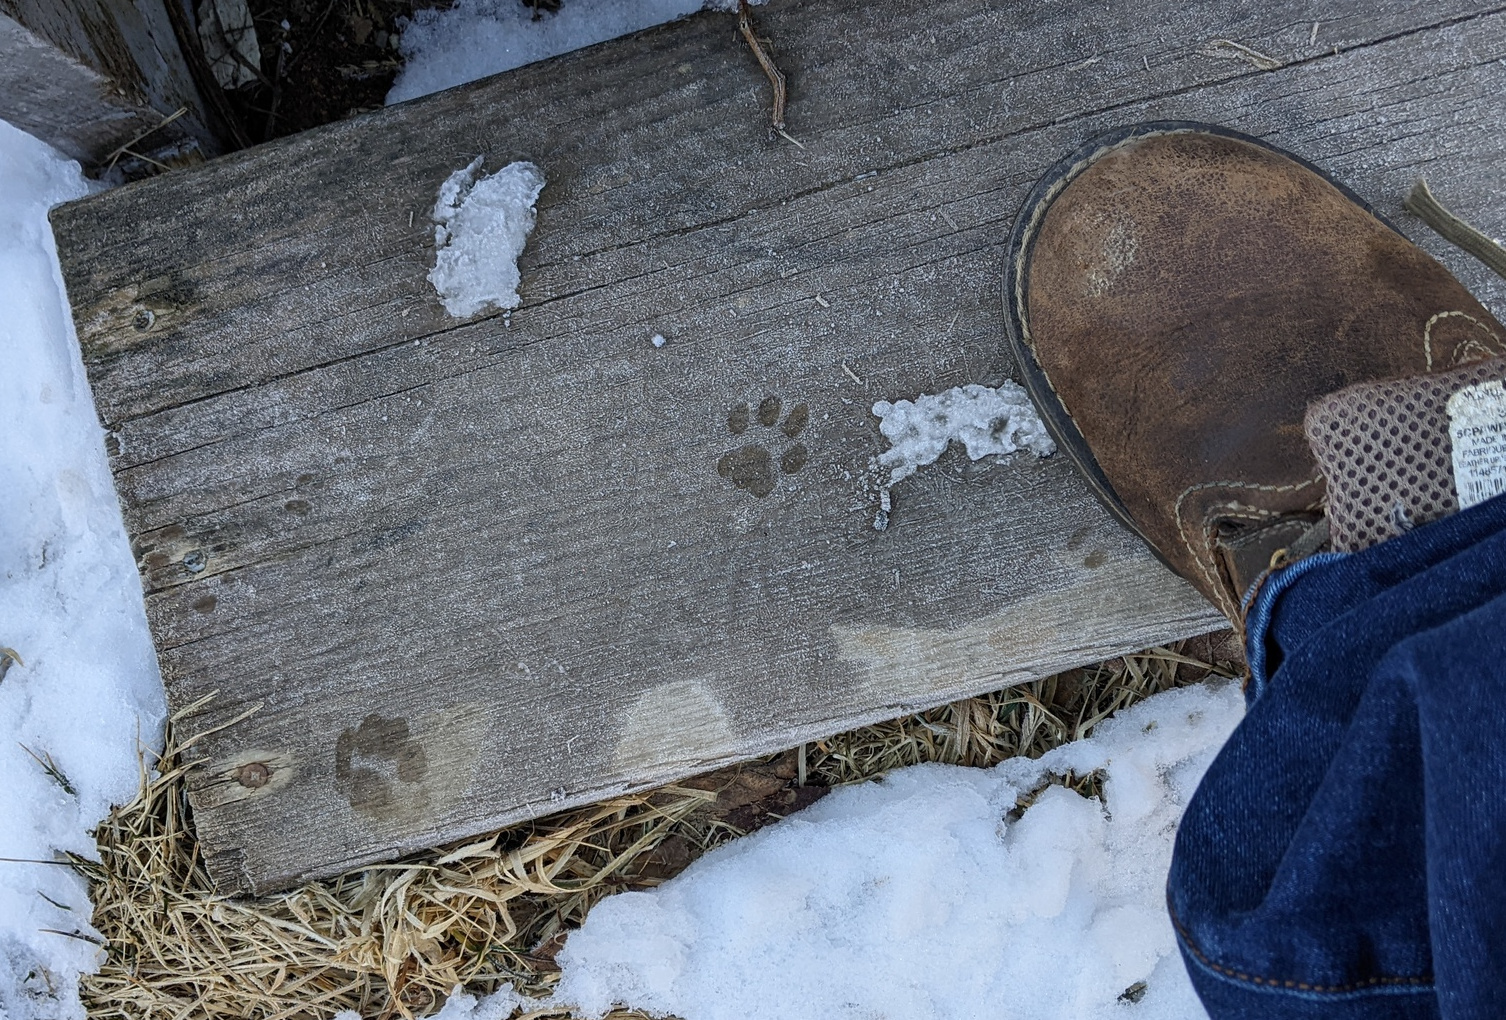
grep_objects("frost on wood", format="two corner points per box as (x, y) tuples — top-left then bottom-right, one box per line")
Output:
(548, 683), (1241, 1020)
(428, 158), (546, 319)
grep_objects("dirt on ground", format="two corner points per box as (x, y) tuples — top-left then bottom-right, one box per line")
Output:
(203, 0), (475, 145)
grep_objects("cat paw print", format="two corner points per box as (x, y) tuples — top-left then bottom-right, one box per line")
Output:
(335, 713), (428, 818)
(717, 396), (809, 498)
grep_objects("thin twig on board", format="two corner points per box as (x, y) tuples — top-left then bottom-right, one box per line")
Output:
(103, 107), (189, 173)
(739, 0), (801, 145)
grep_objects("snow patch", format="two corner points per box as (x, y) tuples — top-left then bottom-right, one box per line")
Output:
(0, 120), (165, 1020)
(550, 682), (1239, 1020)
(873, 381), (1055, 486)
(336, 983), (528, 1020)
(429, 158), (546, 319)
(389, 0), (764, 105)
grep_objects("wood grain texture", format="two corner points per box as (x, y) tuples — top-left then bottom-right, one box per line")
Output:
(0, 0), (219, 166)
(52, 0), (1506, 893)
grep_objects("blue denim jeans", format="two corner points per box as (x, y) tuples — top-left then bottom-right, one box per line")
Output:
(1167, 493), (1506, 1019)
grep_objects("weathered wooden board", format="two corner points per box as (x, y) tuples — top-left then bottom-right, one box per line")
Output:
(51, 0), (1506, 893)
(0, 0), (221, 168)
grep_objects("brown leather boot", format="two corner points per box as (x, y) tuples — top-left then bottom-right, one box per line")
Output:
(1005, 122), (1506, 623)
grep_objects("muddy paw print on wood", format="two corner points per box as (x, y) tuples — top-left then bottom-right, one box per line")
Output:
(717, 396), (809, 497)
(334, 713), (428, 818)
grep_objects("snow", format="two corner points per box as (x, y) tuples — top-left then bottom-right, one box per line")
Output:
(387, 0), (761, 105)
(383, 984), (529, 1020)
(873, 381), (1056, 486)
(429, 157), (547, 318)
(0, 120), (165, 1020)
(427, 683), (1237, 1020)
(390, 0), (696, 104)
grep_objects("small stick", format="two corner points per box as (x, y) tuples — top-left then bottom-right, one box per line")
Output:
(1406, 178), (1506, 282)
(103, 107), (188, 172)
(739, 0), (788, 132)
(114, 148), (173, 173)
(40, 929), (104, 946)
(1201, 39), (1283, 71)
(37, 891), (72, 911)
(228, 45), (277, 90)
(20, 744), (76, 796)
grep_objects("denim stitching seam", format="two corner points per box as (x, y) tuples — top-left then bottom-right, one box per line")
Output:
(1168, 905), (1432, 994)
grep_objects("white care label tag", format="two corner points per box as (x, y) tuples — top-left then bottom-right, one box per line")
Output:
(1447, 379), (1506, 509)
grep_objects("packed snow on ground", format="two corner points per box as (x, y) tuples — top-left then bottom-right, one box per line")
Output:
(429, 157), (547, 318)
(438, 682), (1239, 1020)
(0, 120), (165, 1020)
(873, 381), (1057, 486)
(387, 0), (760, 104)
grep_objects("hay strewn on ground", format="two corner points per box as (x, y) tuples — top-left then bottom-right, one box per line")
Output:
(74, 633), (1239, 1020)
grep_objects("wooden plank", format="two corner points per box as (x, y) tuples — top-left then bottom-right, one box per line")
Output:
(0, 0), (220, 168)
(51, 0), (1506, 894)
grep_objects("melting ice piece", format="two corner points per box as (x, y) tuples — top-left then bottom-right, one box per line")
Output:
(872, 381), (1055, 486)
(429, 157), (546, 318)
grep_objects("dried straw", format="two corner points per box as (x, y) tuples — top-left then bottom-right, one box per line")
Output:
(75, 632), (1239, 1020)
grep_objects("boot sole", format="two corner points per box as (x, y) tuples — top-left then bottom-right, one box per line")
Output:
(1002, 121), (1399, 566)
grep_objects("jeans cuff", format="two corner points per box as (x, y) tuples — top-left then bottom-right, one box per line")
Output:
(1242, 551), (1346, 701)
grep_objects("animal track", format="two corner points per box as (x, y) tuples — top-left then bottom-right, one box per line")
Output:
(334, 713), (429, 818)
(717, 396), (809, 498)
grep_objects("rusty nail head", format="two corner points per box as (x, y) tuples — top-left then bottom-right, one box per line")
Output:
(238, 762), (271, 788)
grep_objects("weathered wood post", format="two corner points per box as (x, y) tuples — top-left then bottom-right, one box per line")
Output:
(0, 0), (225, 171)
